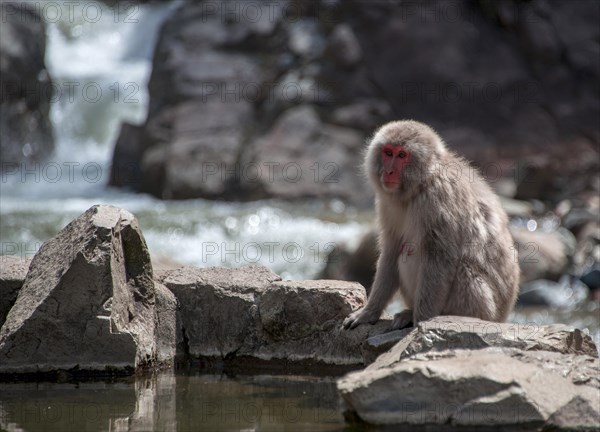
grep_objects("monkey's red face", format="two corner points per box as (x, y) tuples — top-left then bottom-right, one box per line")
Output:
(381, 144), (411, 191)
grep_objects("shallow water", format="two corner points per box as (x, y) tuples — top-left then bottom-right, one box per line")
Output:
(0, 373), (345, 432)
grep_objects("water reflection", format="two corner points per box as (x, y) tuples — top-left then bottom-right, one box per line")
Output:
(0, 373), (345, 432)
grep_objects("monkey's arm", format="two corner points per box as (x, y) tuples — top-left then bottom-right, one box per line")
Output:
(343, 237), (401, 329)
(412, 234), (455, 323)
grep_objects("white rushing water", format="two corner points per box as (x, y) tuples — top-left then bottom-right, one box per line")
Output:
(0, 1), (369, 279)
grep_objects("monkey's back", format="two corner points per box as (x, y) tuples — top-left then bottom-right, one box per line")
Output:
(417, 153), (520, 321)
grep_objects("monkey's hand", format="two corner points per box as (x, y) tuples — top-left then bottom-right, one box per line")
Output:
(342, 307), (380, 330)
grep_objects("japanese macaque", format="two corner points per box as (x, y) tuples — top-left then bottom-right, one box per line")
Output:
(343, 120), (519, 330)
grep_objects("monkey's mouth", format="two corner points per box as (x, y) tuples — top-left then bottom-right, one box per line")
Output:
(382, 180), (400, 190)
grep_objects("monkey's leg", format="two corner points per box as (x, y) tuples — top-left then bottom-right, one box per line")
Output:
(413, 238), (453, 324)
(343, 240), (401, 329)
(390, 309), (413, 330)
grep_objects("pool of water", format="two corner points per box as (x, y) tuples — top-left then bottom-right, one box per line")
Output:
(0, 373), (346, 432)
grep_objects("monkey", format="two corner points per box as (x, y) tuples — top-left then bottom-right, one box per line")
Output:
(343, 120), (520, 330)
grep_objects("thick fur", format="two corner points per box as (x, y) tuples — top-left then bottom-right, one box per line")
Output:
(343, 120), (520, 329)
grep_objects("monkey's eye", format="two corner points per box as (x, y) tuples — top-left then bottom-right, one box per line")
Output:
(383, 149), (393, 157)
(398, 151), (407, 159)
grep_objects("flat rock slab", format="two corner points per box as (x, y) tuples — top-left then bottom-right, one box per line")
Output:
(0, 205), (176, 378)
(338, 316), (600, 429)
(158, 267), (390, 373)
(369, 316), (598, 371)
(339, 347), (600, 429)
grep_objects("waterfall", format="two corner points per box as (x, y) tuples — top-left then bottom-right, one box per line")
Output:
(2, 0), (178, 200)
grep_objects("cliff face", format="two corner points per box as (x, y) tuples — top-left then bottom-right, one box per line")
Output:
(109, 0), (599, 204)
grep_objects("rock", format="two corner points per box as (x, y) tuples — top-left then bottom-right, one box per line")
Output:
(151, 255), (186, 273)
(126, 0), (268, 200)
(564, 208), (597, 233)
(109, 1), (599, 204)
(0, 205), (175, 377)
(330, 99), (393, 130)
(581, 269), (600, 291)
(319, 229), (377, 294)
(349, 1), (598, 159)
(327, 24), (363, 67)
(369, 316), (598, 371)
(349, 0), (532, 156)
(157, 265), (281, 360)
(154, 283), (177, 365)
(157, 266), (391, 372)
(108, 122), (145, 189)
(499, 197), (533, 217)
(0, 255), (31, 328)
(338, 347), (600, 428)
(243, 105), (370, 205)
(338, 316), (599, 428)
(141, 83), (255, 200)
(518, 277), (589, 308)
(511, 226), (572, 283)
(0, 1), (54, 165)
(515, 145), (600, 202)
(288, 19), (325, 59)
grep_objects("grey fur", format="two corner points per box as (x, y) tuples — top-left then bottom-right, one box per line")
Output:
(343, 120), (520, 330)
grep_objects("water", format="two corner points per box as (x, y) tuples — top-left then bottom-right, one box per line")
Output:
(0, 373), (345, 432)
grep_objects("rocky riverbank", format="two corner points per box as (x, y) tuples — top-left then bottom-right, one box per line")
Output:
(1, 205), (598, 429)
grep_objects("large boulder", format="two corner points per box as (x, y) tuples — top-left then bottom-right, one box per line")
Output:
(0, 205), (176, 377)
(156, 266), (390, 373)
(339, 347), (600, 429)
(110, 1), (266, 200)
(338, 316), (600, 429)
(0, 1), (54, 166)
(242, 105), (370, 204)
(511, 226), (574, 283)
